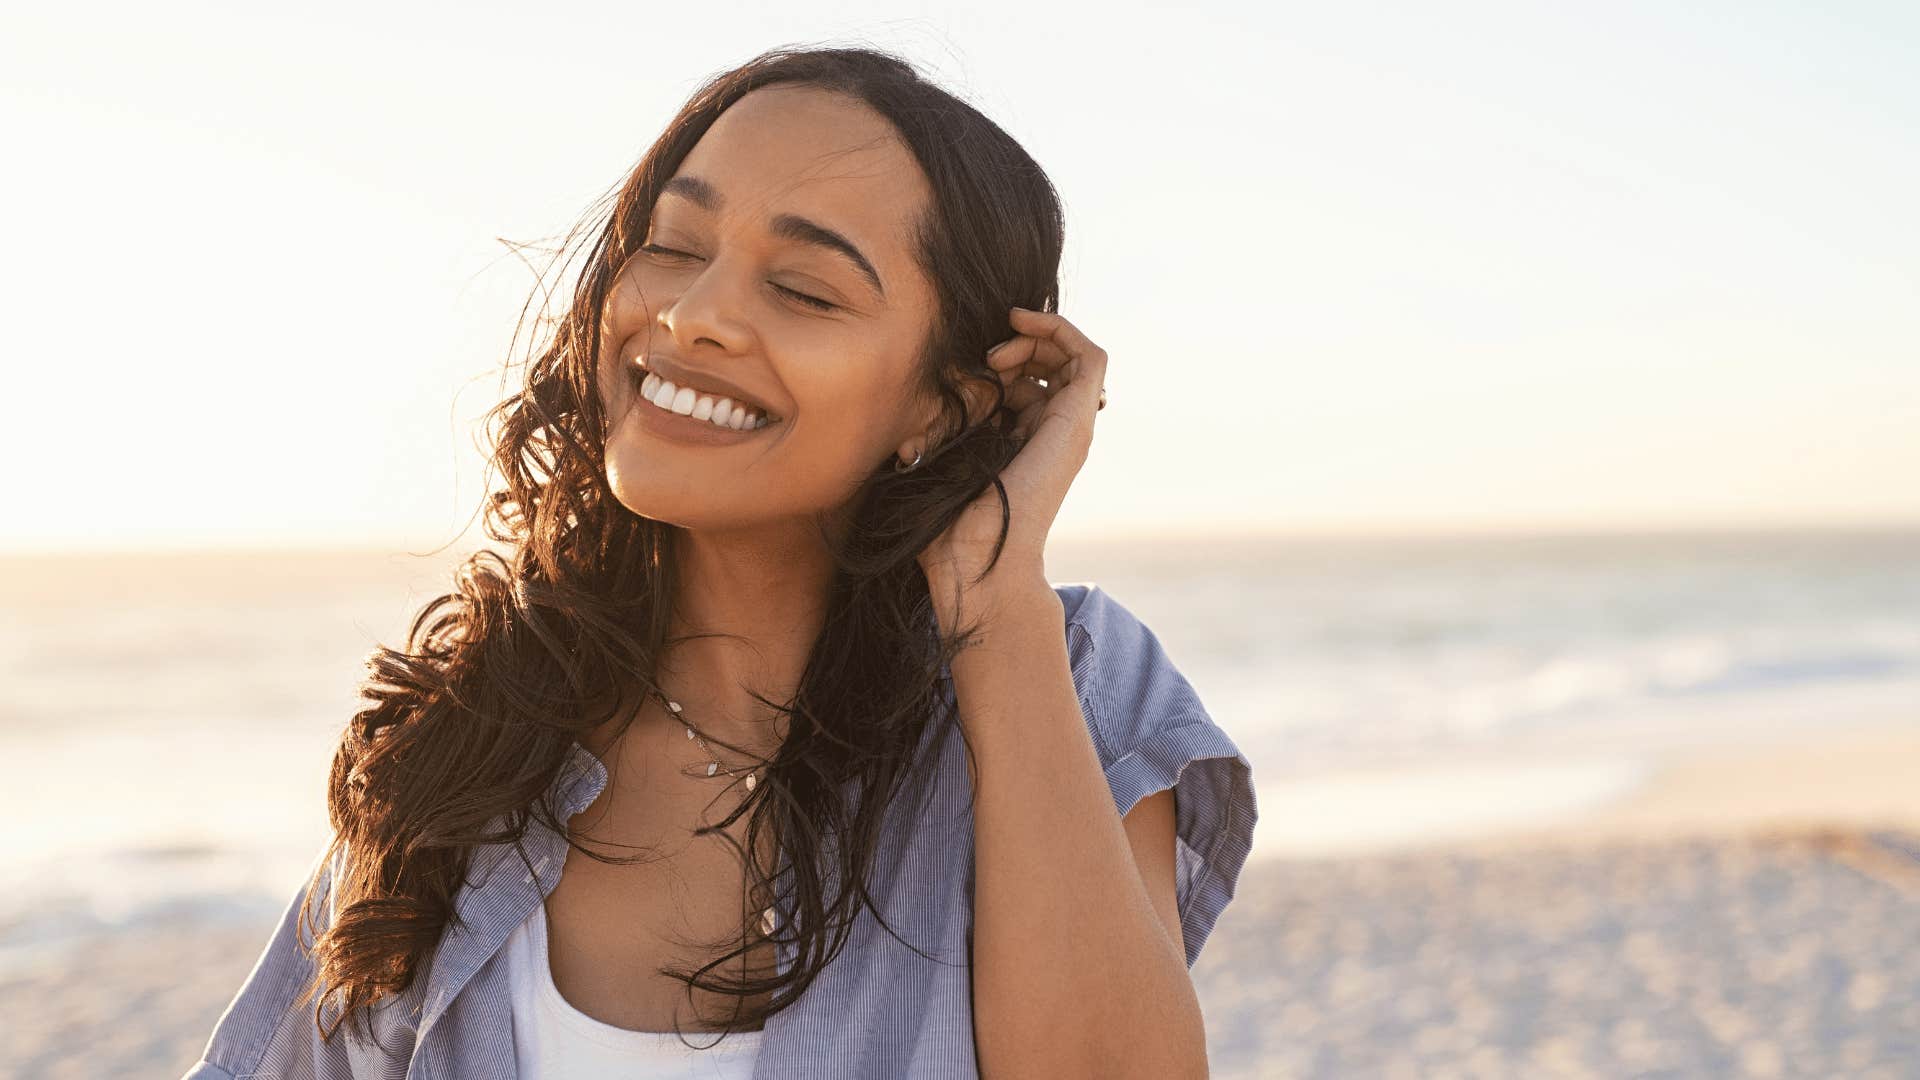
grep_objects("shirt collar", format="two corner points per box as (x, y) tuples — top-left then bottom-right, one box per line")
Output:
(414, 741), (607, 1038)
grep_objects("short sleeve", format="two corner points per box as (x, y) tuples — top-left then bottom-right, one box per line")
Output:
(1055, 583), (1258, 969)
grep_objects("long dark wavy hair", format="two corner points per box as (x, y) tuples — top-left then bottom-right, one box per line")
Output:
(292, 43), (1065, 1047)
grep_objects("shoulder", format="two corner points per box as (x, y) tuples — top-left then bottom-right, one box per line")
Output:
(1050, 580), (1187, 675)
(1048, 582), (1212, 758)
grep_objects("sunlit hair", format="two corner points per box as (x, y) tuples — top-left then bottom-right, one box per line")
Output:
(291, 43), (1065, 1048)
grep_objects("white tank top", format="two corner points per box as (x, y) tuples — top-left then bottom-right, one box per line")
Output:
(502, 901), (765, 1078)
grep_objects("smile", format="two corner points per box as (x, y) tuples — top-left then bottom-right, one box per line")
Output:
(639, 369), (777, 430)
(626, 365), (782, 445)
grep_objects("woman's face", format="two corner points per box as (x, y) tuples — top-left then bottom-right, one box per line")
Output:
(597, 84), (946, 532)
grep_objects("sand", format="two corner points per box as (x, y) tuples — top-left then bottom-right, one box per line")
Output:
(5, 722), (1918, 1079)
(1198, 825), (1920, 1078)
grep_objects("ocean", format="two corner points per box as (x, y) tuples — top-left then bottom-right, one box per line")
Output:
(2, 527), (1916, 974)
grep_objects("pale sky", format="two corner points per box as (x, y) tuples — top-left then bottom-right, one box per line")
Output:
(2, 1), (1915, 553)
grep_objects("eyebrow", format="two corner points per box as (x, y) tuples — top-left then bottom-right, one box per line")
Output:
(658, 174), (887, 301)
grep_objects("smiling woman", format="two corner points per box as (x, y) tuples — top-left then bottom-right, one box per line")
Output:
(184, 41), (1253, 1080)
(591, 80), (977, 540)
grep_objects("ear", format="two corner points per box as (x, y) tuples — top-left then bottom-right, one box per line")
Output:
(896, 371), (1004, 465)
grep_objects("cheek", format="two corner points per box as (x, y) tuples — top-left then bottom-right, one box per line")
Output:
(605, 254), (650, 313)
(792, 370), (912, 452)
(727, 391), (890, 504)
(592, 346), (633, 426)
(593, 275), (663, 410)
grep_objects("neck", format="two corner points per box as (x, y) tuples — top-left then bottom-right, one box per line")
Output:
(653, 520), (836, 753)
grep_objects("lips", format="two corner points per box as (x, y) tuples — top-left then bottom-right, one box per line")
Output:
(632, 355), (779, 420)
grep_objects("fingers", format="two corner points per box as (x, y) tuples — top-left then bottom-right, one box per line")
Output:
(983, 308), (1108, 440)
(1005, 306), (1107, 418)
(1008, 306), (1102, 360)
(990, 338), (1071, 381)
(999, 373), (1049, 413)
(988, 313), (1097, 383)
(986, 327), (1072, 381)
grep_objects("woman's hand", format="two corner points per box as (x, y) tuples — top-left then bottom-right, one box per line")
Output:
(917, 306), (1108, 627)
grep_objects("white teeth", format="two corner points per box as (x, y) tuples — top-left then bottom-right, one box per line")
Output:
(637, 368), (771, 431)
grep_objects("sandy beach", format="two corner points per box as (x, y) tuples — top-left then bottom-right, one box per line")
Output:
(5, 722), (1918, 1079)
(1200, 824), (1920, 1078)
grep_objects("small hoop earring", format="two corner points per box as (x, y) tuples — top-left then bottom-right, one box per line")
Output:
(894, 448), (924, 473)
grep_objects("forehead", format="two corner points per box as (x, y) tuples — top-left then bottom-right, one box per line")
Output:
(662, 85), (931, 256)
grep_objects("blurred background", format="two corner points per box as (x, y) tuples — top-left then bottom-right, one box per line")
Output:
(2, 2), (1917, 1077)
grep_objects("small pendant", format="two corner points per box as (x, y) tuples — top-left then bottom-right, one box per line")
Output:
(706, 761), (719, 777)
(744, 772), (757, 792)
(685, 726), (695, 740)
(666, 699), (683, 714)
(761, 907), (776, 935)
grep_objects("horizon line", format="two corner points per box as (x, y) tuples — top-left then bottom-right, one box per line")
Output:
(1, 514), (1916, 561)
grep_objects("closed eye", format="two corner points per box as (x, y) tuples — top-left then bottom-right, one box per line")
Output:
(779, 287), (837, 312)
(637, 244), (839, 312)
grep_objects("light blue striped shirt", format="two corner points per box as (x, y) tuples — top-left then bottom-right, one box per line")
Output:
(185, 582), (1259, 1078)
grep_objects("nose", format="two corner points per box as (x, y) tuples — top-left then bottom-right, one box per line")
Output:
(654, 256), (753, 355)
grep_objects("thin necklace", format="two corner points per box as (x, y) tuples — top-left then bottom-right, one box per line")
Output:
(649, 686), (764, 792)
(649, 686), (779, 939)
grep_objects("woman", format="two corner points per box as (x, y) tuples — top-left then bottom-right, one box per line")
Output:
(185, 44), (1255, 1080)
